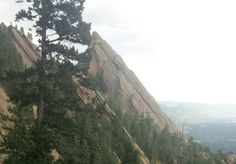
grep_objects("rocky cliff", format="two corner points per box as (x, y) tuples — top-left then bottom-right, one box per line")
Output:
(89, 32), (176, 132)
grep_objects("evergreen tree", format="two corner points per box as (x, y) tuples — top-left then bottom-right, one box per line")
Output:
(20, 26), (24, 34)
(27, 32), (33, 41)
(15, 0), (92, 127)
(1, 0), (92, 163)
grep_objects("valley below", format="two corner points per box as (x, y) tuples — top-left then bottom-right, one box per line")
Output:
(161, 101), (236, 153)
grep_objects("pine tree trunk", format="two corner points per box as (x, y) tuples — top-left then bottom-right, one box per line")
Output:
(37, 0), (47, 128)
(37, 31), (46, 128)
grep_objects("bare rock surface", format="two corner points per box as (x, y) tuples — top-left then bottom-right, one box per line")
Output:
(89, 32), (176, 132)
(11, 28), (39, 67)
(0, 87), (10, 117)
(0, 23), (39, 68)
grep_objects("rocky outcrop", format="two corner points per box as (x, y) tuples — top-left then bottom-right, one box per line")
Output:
(0, 87), (12, 163)
(0, 23), (39, 68)
(89, 32), (176, 132)
(0, 87), (10, 119)
(0, 87), (12, 136)
(11, 28), (39, 68)
(222, 154), (236, 164)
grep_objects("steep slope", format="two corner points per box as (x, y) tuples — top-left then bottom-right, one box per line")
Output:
(89, 32), (176, 132)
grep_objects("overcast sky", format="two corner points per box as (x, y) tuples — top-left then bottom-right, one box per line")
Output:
(1, 0), (236, 104)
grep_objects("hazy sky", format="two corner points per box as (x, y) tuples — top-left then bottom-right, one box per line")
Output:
(1, 0), (236, 104)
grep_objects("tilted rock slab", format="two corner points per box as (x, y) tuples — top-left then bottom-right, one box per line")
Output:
(89, 32), (176, 132)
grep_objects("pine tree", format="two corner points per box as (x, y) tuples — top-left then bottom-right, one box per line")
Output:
(1, 0), (92, 163)
(27, 32), (33, 41)
(15, 0), (92, 127)
(20, 26), (24, 34)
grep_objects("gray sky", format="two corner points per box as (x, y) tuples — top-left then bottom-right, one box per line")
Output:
(1, 0), (236, 104)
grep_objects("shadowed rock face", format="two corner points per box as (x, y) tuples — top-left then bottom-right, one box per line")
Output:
(89, 32), (176, 132)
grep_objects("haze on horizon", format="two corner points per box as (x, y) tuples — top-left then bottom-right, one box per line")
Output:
(1, 0), (236, 104)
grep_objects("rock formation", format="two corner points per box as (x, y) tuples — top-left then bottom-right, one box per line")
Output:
(89, 32), (176, 132)
(0, 23), (39, 68)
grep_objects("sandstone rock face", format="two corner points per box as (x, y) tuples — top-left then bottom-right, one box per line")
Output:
(0, 23), (39, 68)
(89, 32), (176, 132)
(0, 87), (10, 118)
(76, 85), (97, 105)
(0, 87), (12, 163)
(0, 86), (12, 135)
(11, 28), (39, 68)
